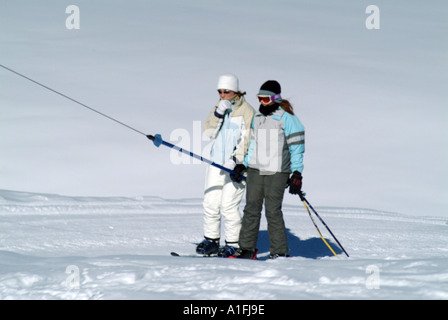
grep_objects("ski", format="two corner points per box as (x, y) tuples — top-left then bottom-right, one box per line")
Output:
(170, 252), (218, 258)
(170, 249), (259, 260)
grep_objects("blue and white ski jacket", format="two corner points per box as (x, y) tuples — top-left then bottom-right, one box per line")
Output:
(244, 107), (305, 174)
(204, 95), (255, 166)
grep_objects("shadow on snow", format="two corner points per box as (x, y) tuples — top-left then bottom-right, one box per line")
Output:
(257, 228), (343, 259)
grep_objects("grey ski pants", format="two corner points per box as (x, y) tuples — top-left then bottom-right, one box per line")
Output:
(239, 168), (290, 254)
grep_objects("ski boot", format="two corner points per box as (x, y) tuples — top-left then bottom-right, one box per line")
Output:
(268, 253), (290, 260)
(218, 242), (239, 258)
(229, 248), (258, 260)
(196, 237), (219, 256)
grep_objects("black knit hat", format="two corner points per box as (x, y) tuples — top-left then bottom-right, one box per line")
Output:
(259, 80), (281, 95)
(258, 80), (282, 102)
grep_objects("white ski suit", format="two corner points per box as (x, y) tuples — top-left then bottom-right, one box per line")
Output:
(202, 95), (255, 243)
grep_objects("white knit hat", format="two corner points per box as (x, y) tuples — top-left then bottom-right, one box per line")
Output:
(216, 74), (239, 92)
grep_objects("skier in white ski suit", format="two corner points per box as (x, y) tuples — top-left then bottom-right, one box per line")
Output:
(197, 74), (255, 256)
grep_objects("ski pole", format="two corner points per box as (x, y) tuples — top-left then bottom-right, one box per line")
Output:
(147, 134), (246, 181)
(300, 192), (349, 257)
(302, 199), (338, 256)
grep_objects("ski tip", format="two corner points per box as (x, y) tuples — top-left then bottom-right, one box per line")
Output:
(170, 252), (180, 256)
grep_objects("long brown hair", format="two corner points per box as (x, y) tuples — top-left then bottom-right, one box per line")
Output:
(227, 91), (246, 102)
(234, 91), (246, 99)
(279, 99), (294, 115)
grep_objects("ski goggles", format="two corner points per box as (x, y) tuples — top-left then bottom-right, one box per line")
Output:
(257, 93), (282, 104)
(217, 90), (232, 95)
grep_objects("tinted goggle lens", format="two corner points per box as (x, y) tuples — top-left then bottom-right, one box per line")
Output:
(257, 95), (272, 103)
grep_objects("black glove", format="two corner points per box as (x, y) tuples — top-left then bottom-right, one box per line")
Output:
(230, 164), (246, 183)
(289, 171), (302, 195)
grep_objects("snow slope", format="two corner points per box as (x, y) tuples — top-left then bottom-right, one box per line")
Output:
(1, 189), (447, 300)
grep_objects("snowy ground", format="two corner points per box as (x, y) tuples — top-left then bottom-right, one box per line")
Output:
(0, 189), (447, 300)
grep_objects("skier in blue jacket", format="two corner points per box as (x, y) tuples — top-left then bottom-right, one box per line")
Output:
(230, 80), (305, 259)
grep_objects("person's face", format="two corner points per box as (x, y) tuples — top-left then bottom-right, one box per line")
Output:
(218, 89), (236, 100)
